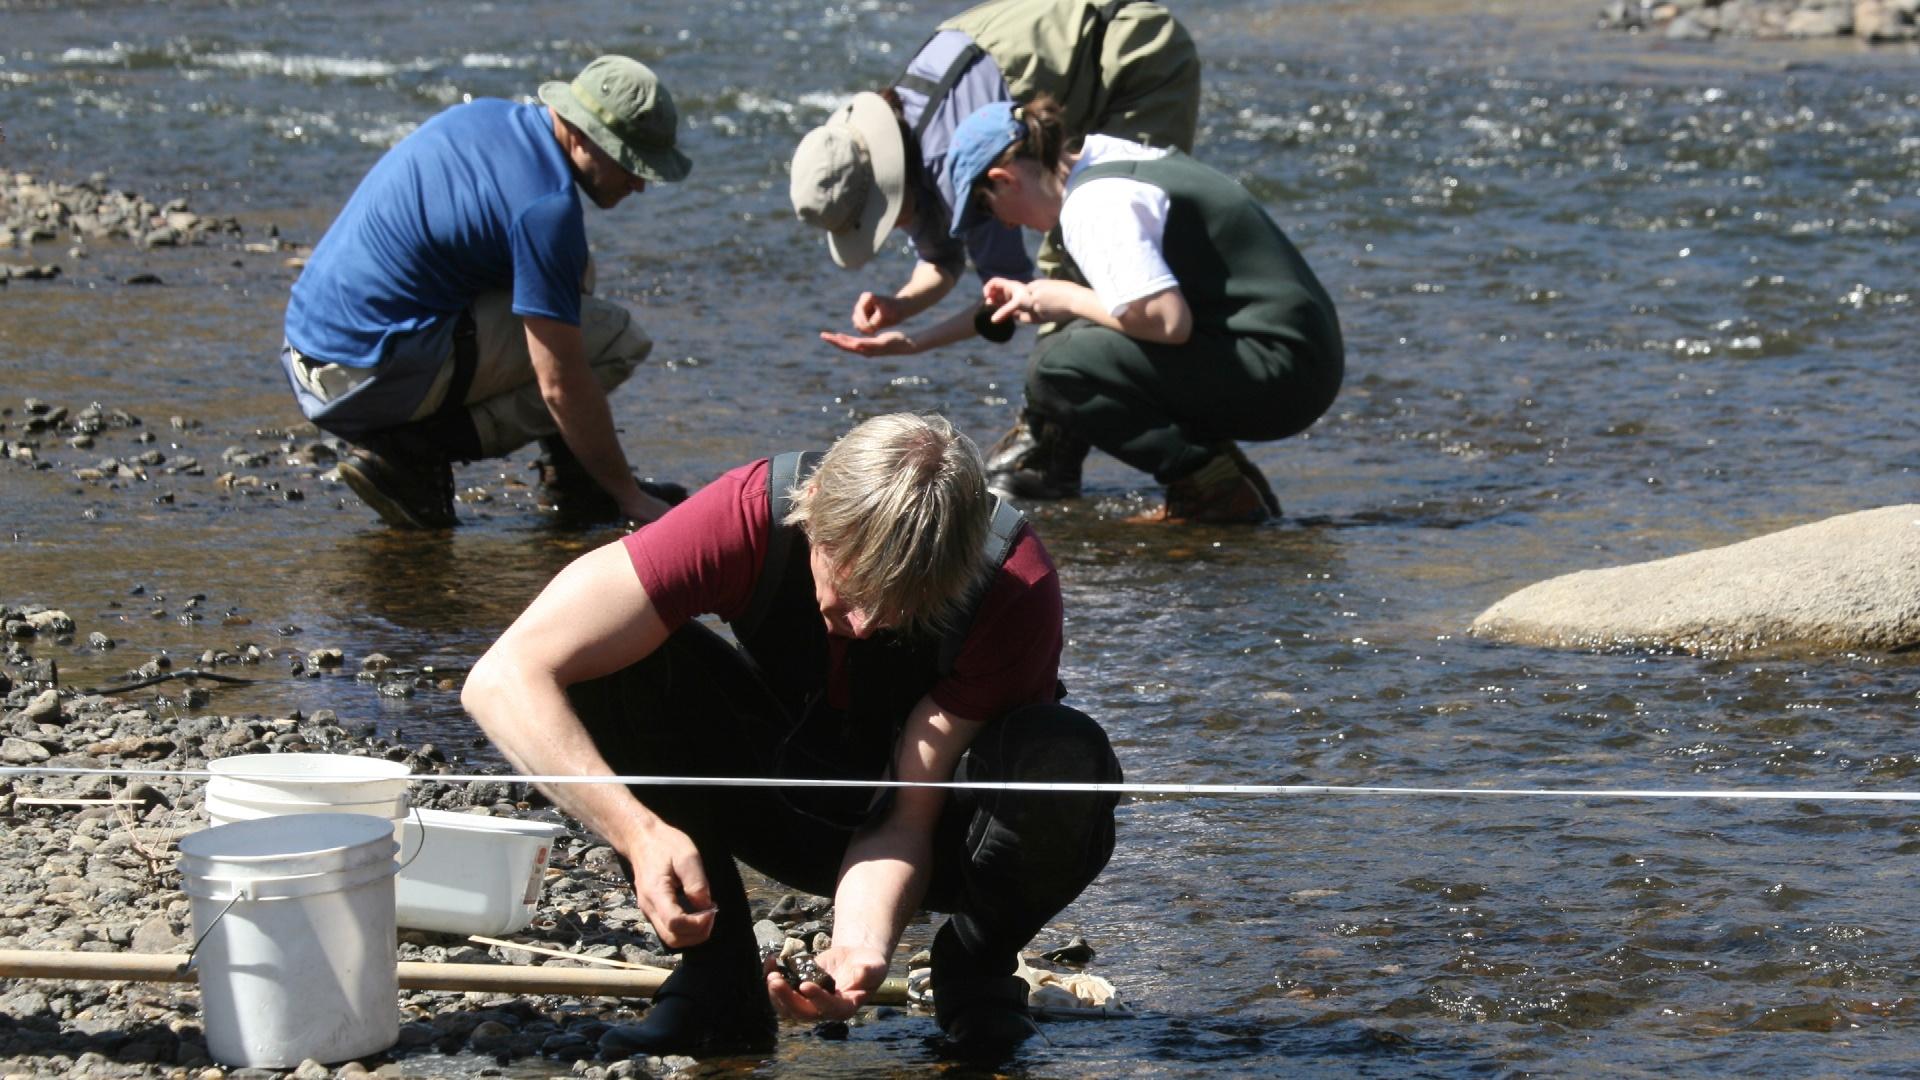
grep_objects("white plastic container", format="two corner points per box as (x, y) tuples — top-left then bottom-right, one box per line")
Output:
(178, 813), (400, 1068)
(205, 753), (411, 842)
(395, 809), (569, 936)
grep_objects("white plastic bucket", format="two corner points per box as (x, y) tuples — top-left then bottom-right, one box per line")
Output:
(396, 809), (570, 936)
(179, 813), (400, 1068)
(207, 752), (411, 807)
(206, 789), (409, 827)
(205, 753), (411, 841)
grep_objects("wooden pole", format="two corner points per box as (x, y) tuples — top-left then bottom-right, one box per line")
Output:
(0, 949), (911, 1005)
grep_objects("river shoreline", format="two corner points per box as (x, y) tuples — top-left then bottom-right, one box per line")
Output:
(1, 609), (943, 1079)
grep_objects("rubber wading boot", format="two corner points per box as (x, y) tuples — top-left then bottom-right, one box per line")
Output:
(1215, 441), (1282, 518)
(984, 411), (1090, 500)
(930, 921), (1038, 1063)
(338, 428), (456, 529)
(536, 436), (689, 524)
(598, 960), (775, 1059)
(1131, 452), (1273, 525)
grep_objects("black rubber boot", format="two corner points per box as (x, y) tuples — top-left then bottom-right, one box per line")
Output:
(930, 919), (1036, 1064)
(536, 436), (689, 523)
(1149, 453), (1272, 525)
(984, 411), (1089, 500)
(338, 426), (456, 529)
(598, 956), (775, 1059)
(1215, 441), (1281, 518)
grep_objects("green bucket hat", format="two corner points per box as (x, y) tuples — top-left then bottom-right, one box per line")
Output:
(538, 56), (692, 184)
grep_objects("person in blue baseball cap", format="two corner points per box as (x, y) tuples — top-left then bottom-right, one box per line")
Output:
(944, 97), (1346, 524)
(789, 0), (1200, 359)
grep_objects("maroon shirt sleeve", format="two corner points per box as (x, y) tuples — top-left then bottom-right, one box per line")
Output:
(621, 460), (772, 629)
(928, 523), (1064, 721)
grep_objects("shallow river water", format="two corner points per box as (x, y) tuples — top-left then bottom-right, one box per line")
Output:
(3, 0), (1918, 1075)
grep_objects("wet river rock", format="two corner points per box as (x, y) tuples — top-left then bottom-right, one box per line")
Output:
(1598, 0), (1920, 41)
(2, 173), (244, 253)
(1470, 504), (1920, 655)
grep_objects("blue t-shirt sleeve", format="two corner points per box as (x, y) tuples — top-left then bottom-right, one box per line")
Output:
(907, 195), (968, 278)
(510, 191), (587, 326)
(904, 197), (1032, 283)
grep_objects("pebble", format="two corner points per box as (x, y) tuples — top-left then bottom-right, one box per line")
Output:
(1597, 0), (1919, 40)
(1, 174), (241, 254)
(1, 737), (51, 765)
(19, 688), (61, 724)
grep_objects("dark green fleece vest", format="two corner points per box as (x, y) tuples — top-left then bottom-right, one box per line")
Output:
(1069, 151), (1343, 365)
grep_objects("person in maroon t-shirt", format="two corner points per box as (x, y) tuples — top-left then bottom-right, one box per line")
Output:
(463, 413), (1121, 1063)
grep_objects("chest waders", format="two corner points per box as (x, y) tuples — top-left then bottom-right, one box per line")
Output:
(922, 1), (1141, 128)
(896, 0), (1140, 148)
(726, 451), (1030, 827)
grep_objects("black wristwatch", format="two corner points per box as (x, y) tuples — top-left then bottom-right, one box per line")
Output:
(973, 307), (1016, 344)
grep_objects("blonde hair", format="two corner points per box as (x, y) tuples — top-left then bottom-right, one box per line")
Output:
(784, 413), (993, 637)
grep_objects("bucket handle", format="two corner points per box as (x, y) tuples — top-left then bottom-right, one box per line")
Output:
(398, 804), (429, 874)
(183, 890), (247, 973)
(184, 803), (428, 971)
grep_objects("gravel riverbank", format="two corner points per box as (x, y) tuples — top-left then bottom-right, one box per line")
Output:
(0, 614), (907, 1080)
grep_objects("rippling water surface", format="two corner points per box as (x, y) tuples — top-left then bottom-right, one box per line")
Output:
(3, 1), (1917, 1074)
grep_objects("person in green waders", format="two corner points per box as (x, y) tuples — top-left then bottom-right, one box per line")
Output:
(787, 0), (1202, 479)
(944, 98), (1345, 523)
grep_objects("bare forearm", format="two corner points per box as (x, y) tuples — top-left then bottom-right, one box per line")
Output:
(830, 827), (932, 960)
(989, 278), (1191, 344)
(771, 700), (979, 1019)
(523, 315), (667, 521)
(915, 303), (989, 352)
(890, 260), (959, 319)
(459, 543), (672, 856)
(1062, 285), (1190, 343)
(463, 657), (656, 854)
(543, 374), (641, 497)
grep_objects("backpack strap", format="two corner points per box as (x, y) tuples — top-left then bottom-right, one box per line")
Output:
(738, 454), (1027, 679)
(936, 495), (1027, 677)
(904, 42), (986, 142)
(735, 451), (824, 644)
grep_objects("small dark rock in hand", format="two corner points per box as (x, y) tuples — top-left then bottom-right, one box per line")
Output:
(786, 953), (836, 993)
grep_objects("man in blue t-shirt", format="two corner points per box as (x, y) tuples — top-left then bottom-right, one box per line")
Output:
(281, 55), (692, 529)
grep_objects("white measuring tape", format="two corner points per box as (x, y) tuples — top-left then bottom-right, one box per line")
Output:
(4, 765), (1918, 803)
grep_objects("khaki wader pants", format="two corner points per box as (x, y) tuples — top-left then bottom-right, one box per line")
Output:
(289, 290), (651, 457)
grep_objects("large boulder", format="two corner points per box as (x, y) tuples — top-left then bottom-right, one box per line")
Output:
(1470, 505), (1920, 655)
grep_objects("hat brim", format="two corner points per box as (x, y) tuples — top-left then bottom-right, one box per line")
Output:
(824, 92), (906, 270)
(539, 81), (692, 185)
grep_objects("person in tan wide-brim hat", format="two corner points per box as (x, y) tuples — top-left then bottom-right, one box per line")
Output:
(280, 55), (694, 532)
(789, 0), (1200, 361)
(789, 92), (907, 271)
